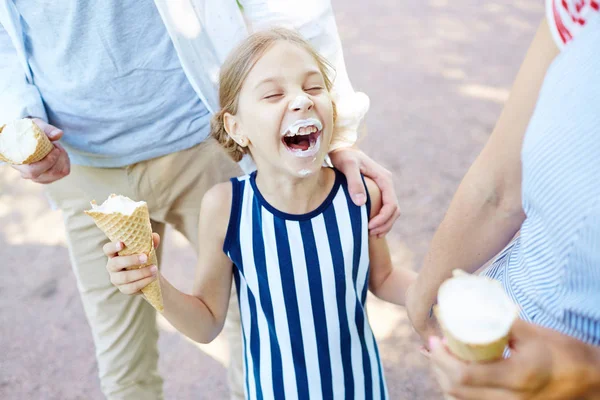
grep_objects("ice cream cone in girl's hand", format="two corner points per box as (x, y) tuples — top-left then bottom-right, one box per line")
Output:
(85, 194), (164, 312)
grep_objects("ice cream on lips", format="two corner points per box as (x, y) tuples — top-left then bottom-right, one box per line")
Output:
(281, 117), (323, 158)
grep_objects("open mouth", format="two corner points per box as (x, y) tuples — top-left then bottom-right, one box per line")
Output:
(281, 118), (323, 156)
(282, 125), (320, 152)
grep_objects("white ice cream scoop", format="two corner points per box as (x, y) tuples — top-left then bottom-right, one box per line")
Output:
(435, 270), (519, 361)
(0, 119), (53, 164)
(88, 194), (147, 216)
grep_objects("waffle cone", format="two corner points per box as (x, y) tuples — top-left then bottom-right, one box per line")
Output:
(434, 306), (508, 362)
(85, 197), (164, 312)
(0, 121), (53, 164)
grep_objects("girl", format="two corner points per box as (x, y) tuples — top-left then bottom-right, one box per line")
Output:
(104, 28), (416, 399)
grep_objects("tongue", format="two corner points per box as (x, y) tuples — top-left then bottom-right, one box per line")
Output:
(288, 136), (311, 151)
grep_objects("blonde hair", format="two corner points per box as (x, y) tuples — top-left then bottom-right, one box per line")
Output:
(211, 27), (337, 162)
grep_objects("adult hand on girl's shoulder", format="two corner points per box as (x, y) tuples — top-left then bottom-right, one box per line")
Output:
(363, 176), (382, 219)
(429, 319), (600, 400)
(329, 148), (400, 236)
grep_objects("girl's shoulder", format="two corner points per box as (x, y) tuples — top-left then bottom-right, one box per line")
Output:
(200, 181), (235, 243)
(546, 0), (600, 49)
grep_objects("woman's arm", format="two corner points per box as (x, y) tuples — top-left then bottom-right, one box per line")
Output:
(159, 182), (235, 344)
(366, 178), (417, 305)
(406, 18), (560, 341)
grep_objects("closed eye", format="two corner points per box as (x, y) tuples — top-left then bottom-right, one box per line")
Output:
(264, 93), (283, 100)
(305, 86), (323, 93)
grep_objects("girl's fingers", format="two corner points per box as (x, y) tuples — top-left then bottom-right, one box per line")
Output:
(117, 275), (158, 295)
(103, 241), (124, 257)
(152, 232), (161, 249)
(107, 253), (148, 272)
(110, 265), (157, 286)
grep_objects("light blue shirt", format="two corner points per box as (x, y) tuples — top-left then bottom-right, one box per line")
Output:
(0, 0), (369, 169)
(1, 1), (210, 167)
(484, 17), (600, 346)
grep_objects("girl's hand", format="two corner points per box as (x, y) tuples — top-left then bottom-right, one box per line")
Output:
(429, 319), (600, 400)
(103, 233), (161, 295)
(405, 283), (440, 345)
(329, 148), (400, 236)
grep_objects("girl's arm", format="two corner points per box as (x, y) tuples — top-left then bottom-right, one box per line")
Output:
(160, 182), (235, 343)
(406, 18), (560, 342)
(104, 183), (235, 344)
(366, 177), (417, 305)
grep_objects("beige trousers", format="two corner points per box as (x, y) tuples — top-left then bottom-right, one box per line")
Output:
(45, 139), (245, 400)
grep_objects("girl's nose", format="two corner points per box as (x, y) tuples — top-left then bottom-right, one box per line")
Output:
(289, 95), (313, 112)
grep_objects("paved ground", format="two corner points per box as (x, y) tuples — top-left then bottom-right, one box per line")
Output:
(0, 1), (543, 399)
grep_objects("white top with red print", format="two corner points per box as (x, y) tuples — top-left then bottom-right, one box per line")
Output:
(547, 0), (600, 48)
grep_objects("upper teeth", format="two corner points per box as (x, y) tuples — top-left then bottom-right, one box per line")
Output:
(283, 118), (323, 137)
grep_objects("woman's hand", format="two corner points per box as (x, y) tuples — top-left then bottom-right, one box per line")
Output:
(429, 319), (600, 400)
(329, 148), (400, 236)
(103, 233), (160, 295)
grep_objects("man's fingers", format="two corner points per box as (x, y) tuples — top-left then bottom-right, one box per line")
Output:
(334, 154), (366, 205)
(107, 253), (148, 272)
(32, 118), (63, 140)
(361, 157), (400, 233)
(118, 275), (157, 295)
(111, 265), (157, 286)
(368, 205), (399, 236)
(14, 146), (60, 179)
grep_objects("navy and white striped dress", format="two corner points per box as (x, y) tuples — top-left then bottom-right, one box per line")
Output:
(224, 169), (388, 400)
(483, 16), (600, 346)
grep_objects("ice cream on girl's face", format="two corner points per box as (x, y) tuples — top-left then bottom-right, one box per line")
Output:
(280, 117), (323, 158)
(233, 41), (335, 178)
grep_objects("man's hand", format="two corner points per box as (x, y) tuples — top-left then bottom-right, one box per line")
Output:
(329, 148), (400, 236)
(11, 118), (70, 184)
(429, 319), (600, 400)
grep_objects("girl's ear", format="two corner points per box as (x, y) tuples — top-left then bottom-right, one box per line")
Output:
(224, 112), (249, 147)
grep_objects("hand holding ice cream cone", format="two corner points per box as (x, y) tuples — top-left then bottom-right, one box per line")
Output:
(433, 270), (519, 362)
(86, 194), (165, 312)
(2, 118), (71, 184)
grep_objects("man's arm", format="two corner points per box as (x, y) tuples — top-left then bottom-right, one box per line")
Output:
(406, 18), (560, 342)
(0, 22), (47, 122)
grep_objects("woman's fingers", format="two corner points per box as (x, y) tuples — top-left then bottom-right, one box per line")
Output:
(152, 232), (161, 249)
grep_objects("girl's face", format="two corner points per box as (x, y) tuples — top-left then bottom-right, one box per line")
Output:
(228, 41), (334, 178)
